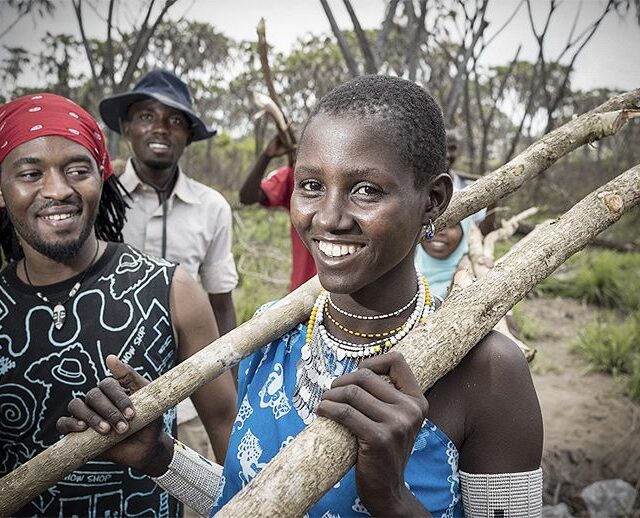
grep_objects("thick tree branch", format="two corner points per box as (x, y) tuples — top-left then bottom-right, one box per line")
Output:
(255, 18), (297, 164)
(516, 222), (640, 253)
(0, 277), (322, 515)
(439, 104), (640, 233)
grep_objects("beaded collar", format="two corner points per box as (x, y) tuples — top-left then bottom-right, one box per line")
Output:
(293, 271), (434, 424)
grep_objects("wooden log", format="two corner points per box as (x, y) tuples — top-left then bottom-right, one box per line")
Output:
(516, 221), (640, 253)
(0, 277), (321, 516)
(435, 95), (639, 233)
(217, 164), (640, 517)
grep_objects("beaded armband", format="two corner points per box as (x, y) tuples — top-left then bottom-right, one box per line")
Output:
(459, 468), (543, 517)
(152, 437), (224, 516)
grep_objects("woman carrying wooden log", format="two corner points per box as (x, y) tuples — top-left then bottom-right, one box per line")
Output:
(58, 75), (543, 517)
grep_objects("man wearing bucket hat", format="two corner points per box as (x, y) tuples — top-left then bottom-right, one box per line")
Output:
(99, 70), (238, 489)
(0, 92), (236, 516)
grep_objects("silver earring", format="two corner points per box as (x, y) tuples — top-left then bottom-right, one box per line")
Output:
(422, 219), (435, 241)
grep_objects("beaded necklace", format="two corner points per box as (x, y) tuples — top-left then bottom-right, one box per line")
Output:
(293, 270), (434, 424)
(327, 284), (420, 320)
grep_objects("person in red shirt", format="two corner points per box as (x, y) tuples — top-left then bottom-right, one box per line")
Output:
(239, 134), (316, 291)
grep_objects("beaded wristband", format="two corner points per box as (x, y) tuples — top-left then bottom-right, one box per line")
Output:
(151, 436), (224, 517)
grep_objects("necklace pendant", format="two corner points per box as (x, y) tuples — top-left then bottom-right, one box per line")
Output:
(52, 303), (67, 330)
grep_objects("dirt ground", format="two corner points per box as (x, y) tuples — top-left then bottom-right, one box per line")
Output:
(520, 296), (640, 512)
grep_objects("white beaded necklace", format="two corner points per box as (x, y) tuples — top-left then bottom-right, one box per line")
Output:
(292, 271), (435, 424)
(327, 275), (421, 320)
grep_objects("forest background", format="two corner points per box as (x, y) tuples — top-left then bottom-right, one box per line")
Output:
(2, 0), (640, 510)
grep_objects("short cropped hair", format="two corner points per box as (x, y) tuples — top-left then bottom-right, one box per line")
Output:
(302, 75), (447, 187)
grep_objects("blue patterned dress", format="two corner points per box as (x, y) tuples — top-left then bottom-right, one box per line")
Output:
(212, 321), (463, 517)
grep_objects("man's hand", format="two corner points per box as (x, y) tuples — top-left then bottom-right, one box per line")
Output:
(56, 355), (173, 477)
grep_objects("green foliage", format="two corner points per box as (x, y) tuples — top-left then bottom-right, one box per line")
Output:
(536, 251), (640, 311)
(572, 314), (640, 376)
(572, 313), (640, 400)
(511, 302), (541, 341)
(183, 133), (257, 193)
(231, 207), (291, 323)
(493, 240), (513, 260)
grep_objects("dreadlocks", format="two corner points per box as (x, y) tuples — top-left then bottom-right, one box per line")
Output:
(0, 174), (128, 264)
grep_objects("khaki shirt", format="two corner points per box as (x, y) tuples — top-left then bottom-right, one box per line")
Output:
(119, 159), (238, 294)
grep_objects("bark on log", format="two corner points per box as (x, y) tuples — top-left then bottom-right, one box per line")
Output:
(435, 95), (639, 233)
(0, 277), (321, 515)
(516, 221), (640, 253)
(217, 164), (640, 517)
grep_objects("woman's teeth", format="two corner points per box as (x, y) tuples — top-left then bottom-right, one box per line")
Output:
(318, 241), (361, 257)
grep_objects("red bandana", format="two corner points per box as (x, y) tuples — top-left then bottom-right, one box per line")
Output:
(0, 93), (112, 179)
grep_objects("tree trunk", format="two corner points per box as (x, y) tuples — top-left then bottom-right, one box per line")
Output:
(319, 0), (360, 77)
(218, 163), (640, 517)
(342, 0), (378, 74)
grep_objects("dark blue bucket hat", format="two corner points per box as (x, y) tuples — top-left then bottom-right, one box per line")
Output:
(99, 69), (216, 142)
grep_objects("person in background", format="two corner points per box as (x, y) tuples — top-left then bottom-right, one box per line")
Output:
(415, 129), (486, 300)
(98, 69), (238, 500)
(415, 218), (471, 301)
(239, 133), (316, 291)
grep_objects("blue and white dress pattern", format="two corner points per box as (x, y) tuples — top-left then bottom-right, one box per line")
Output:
(213, 320), (462, 517)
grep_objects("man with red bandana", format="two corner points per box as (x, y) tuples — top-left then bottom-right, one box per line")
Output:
(0, 93), (236, 517)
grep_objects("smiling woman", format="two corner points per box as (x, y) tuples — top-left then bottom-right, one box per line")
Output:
(58, 76), (544, 518)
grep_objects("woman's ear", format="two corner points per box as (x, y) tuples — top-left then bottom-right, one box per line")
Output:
(423, 173), (453, 224)
(0, 188), (5, 209)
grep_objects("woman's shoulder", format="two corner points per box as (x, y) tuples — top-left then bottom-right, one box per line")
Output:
(461, 330), (531, 378)
(452, 330), (536, 406)
(428, 330), (540, 447)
